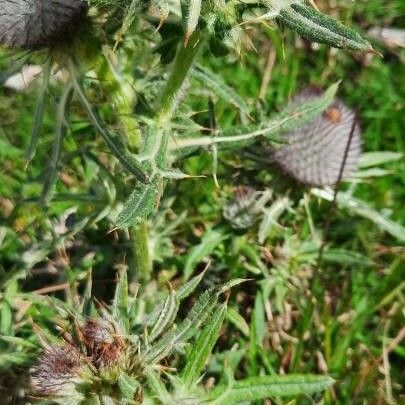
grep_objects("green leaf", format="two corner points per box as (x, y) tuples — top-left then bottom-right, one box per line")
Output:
(145, 270), (206, 327)
(68, 58), (149, 184)
(112, 269), (129, 332)
(358, 151), (403, 168)
(145, 367), (172, 403)
(171, 82), (339, 150)
(118, 373), (140, 400)
(311, 188), (405, 242)
(181, 302), (227, 387)
(279, 4), (373, 51)
(251, 290), (266, 348)
(209, 374), (334, 404)
(184, 228), (227, 280)
(116, 173), (162, 228)
(184, 0), (202, 45)
(40, 84), (73, 204)
(226, 307), (250, 337)
(25, 58), (51, 163)
(144, 288), (219, 364)
(149, 284), (179, 342)
(258, 197), (291, 244)
(192, 66), (250, 115)
(177, 269), (207, 300)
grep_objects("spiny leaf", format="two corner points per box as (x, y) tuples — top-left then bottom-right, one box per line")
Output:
(181, 302), (227, 387)
(279, 3), (373, 51)
(144, 288), (219, 364)
(209, 374), (334, 404)
(149, 284), (179, 342)
(145, 367), (172, 403)
(145, 270), (206, 327)
(116, 173), (163, 228)
(171, 82), (339, 150)
(118, 374), (140, 400)
(184, 0), (202, 45)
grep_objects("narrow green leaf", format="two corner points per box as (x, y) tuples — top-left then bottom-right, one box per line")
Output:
(358, 151), (403, 168)
(192, 66), (250, 115)
(184, 0), (202, 45)
(112, 268), (129, 332)
(145, 270), (206, 327)
(40, 84), (73, 204)
(181, 302), (227, 387)
(184, 228), (227, 280)
(68, 58), (149, 183)
(279, 4), (373, 51)
(118, 373), (140, 400)
(149, 284), (179, 342)
(144, 288), (219, 364)
(258, 197), (291, 244)
(177, 269), (207, 300)
(311, 188), (405, 242)
(145, 367), (172, 403)
(226, 308), (250, 337)
(209, 374), (334, 404)
(171, 82), (339, 150)
(252, 291), (266, 348)
(116, 173), (162, 228)
(25, 58), (51, 163)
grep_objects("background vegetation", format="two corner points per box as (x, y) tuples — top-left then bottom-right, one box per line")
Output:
(0, 0), (404, 403)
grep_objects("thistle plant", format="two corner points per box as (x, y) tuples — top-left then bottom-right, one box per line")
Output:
(0, 0), (373, 225)
(27, 271), (333, 404)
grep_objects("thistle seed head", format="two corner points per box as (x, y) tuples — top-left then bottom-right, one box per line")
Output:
(31, 344), (82, 396)
(272, 87), (361, 186)
(0, 0), (88, 49)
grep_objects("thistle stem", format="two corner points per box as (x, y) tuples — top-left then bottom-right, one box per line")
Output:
(130, 32), (204, 284)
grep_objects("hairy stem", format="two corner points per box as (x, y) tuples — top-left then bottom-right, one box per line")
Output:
(130, 32), (204, 283)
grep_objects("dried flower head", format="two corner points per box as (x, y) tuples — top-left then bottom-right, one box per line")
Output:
(81, 319), (125, 368)
(0, 0), (88, 49)
(31, 344), (82, 397)
(271, 87), (361, 186)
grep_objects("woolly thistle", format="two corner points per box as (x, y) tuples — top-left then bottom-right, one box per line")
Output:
(271, 88), (361, 186)
(0, 0), (88, 49)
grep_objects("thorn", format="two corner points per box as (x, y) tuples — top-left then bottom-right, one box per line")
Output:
(154, 15), (167, 33)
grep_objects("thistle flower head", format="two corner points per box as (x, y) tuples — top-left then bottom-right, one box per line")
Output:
(0, 0), (88, 49)
(271, 87), (361, 186)
(31, 344), (82, 397)
(81, 319), (126, 368)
